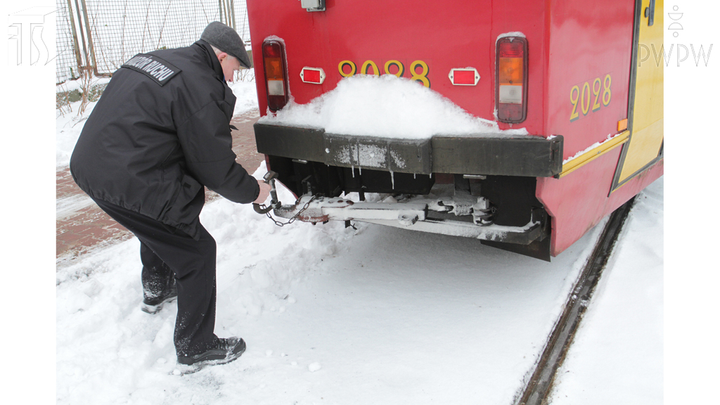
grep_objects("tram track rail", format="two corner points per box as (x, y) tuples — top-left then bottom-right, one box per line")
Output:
(515, 197), (636, 405)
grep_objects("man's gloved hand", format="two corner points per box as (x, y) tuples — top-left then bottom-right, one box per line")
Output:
(253, 180), (272, 204)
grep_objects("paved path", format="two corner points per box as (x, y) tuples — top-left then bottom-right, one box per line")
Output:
(56, 110), (265, 265)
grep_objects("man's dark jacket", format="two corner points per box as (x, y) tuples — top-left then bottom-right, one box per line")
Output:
(70, 40), (259, 239)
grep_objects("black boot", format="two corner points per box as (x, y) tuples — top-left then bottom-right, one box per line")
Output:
(142, 277), (178, 314)
(141, 264), (178, 314)
(140, 242), (179, 314)
(177, 337), (246, 366)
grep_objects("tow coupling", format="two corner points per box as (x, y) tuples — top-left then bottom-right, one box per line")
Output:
(252, 171), (281, 214)
(252, 173), (547, 245)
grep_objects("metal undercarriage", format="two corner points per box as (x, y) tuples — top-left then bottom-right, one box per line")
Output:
(267, 183), (549, 247)
(254, 122), (562, 260)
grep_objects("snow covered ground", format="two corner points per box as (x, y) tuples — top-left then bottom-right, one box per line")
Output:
(55, 186), (658, 405)
(549, 184), (664, 405)
(53, 179), (605, 405)
(51, 173), (664, 405)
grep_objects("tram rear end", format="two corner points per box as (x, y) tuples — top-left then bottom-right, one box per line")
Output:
(246, 0), (664, 260)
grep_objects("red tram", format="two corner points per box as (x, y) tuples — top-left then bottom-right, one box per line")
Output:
(246, 0), (664, 260)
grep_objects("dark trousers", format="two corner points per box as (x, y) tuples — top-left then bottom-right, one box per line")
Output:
(92, 198), (218, 356)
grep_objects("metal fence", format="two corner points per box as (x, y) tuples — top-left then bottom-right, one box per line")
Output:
(55, 0), (250, 84)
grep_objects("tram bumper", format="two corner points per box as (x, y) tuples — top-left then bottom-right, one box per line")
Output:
(254, 122), (563, 178)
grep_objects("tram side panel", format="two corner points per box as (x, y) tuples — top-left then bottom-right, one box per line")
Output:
(537, 0), (664, 256)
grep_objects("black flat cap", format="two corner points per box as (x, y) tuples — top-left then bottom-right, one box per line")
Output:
(201, 21), (252, 68)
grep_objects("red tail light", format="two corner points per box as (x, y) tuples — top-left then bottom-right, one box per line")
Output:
(262, 39), (289, 112)
(496, 36), (528, 123)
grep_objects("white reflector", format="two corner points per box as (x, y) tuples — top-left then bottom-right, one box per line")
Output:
(499, 84), (523, 104)
(300, 0), (325, 12)
(301, 0), (322, 8)
(267, 80), (285, 96)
